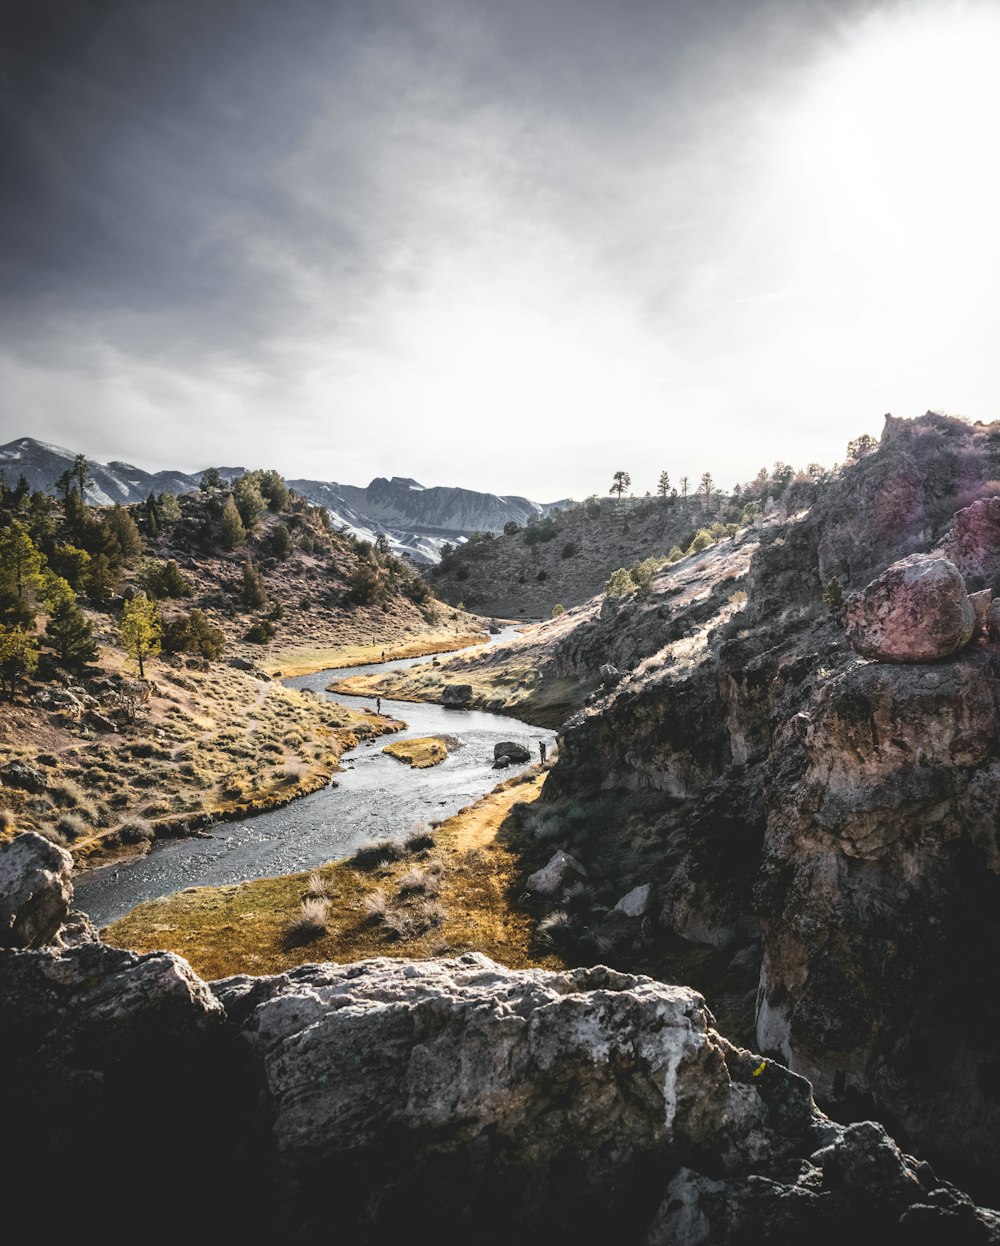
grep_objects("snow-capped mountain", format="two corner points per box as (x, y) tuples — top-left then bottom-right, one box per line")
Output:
(0, 437), (571, 563)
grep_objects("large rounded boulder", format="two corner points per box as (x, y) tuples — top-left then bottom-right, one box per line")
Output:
(844, 554), (976, 662)
(0, 831), (73, 949)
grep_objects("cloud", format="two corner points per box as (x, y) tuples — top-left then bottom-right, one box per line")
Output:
(1, 0), (997, 499)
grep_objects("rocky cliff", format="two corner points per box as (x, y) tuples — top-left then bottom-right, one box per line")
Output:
(2, 830), (996, 1244)
(523, 412), (1000, 1200)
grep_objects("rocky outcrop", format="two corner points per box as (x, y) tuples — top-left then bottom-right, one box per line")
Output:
(494, 740), (531, 764)
(534, 415), (1000, 1199)
(441, 682), (473, 707)
(843, 554), (976, 662)
(0, 832), (73, 948)
(941, 494), (1000, 589)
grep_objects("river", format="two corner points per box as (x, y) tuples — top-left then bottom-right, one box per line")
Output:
(73, 631), (554, 927)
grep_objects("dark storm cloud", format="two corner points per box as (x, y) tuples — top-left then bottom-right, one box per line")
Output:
(2, 0), (987, 495)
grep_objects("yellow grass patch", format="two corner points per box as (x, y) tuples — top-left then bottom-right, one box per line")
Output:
(262, 633), (488, 678)
(382, 736), (448, 768)
(103, 772), (563, 980)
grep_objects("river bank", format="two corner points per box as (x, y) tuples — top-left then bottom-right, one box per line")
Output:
(72, 632), (557, 927)
(102, 769), (562, 979)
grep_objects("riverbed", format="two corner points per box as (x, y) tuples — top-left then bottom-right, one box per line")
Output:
(74, 634), (554, 927)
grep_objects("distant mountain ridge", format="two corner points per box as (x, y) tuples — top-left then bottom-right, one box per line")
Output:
(0, 437), (571, 563)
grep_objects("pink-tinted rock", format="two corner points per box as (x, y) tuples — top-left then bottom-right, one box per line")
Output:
(941, 495), (1000, 584)
(844, 555), (976, 662)
(969, 588), (992, 630)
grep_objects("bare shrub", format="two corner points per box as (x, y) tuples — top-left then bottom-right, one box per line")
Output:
(536, 909), (574, 948)
(404, 829), (435, 854)
(287, 896), (330, 944)
(362, 888), (388, 921)
(54, 813), (88, 841)
(305, 871), (329, 899)
(119, 817), (155, 844)
(349, 839), (405, 871)
(0, 810), (16, 835)
(397, 866), (440, 897)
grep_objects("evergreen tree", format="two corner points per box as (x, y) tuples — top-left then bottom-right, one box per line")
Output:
(46, 595), (97, 669)
(102, 505), (143, 564)
(269, 524), (293, 559)
(680, 476), (689, 499)
(657, 470), (671, 499)
(73, 454), (94, 499)
(118, 594), (161, 677)
(0, 624), (38, 700)
(157, 492), (181, 521)
(259, 469), (289, 512)
(699, 472), (715, 510)
(55, 468), (74, 504)
(0, 524), (45, 625)
(64, 488), (91, 543)
(609, 470), (631, 499)
(86, 553), (117, 604)
(13, 474), (29, 505)
(233, 474), (265, 531)
(240, 560), (267, 609)
(219, 495), (246, 550)
(200, 467), (223, 490)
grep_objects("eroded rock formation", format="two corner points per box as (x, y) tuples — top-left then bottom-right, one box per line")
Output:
(528, 413), (1000, 1202)
(2, 852), (997, 1243)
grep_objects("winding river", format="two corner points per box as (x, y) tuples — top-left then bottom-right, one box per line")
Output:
(73, 631), (554, 927)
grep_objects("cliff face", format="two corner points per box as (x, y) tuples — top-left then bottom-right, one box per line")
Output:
(533, 412), (1000, 1198)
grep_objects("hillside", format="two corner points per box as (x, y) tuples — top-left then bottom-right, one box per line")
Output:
(427, 473), (819, 617)
(0, 471), (487, 863)
(0, 436), (569, 563)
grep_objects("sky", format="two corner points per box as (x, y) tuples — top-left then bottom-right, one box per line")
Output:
(1, 0), (999, 501)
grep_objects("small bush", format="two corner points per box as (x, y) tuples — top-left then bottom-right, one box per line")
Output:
(349, 839), (405, 871)
(551, 604), (566, 617)
(119, 817), (154, 844)
(397, 865), (440, 897)
(362, 888), (388, 920)
(305, 871), (329, 899)
(404, 829), (435, 853)
(287, 896), (330, 943)
(54, 812), (88, 841)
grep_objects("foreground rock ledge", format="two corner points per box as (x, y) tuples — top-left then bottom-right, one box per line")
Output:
(3, 919), (999, 1241)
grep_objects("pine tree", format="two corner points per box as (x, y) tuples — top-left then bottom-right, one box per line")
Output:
(0, 524), (45, 625)
(609, 470), (631, 499)
(233, 475), (265, 531)
(0, 624), (38, 700)
(679, 475), (689, 499)
(118, 594), (162, 678)
(219, 495), (246, 550)
(240, 560), (267, 610)
(102, 505), (143, 564)
(86, 553), (117, 604)
(73, 454), (94, 498)
(200, 467), (223, 490)
(657, 470), (670, 499)
(46, 595), (97, 669)
(699, 471), (715, 510)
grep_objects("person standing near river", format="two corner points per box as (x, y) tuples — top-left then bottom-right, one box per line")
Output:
(539, 740), (547, 764)
(376, 696), (382, 715)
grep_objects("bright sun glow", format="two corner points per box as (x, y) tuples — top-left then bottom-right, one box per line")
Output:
(772, 4), (1000, 325)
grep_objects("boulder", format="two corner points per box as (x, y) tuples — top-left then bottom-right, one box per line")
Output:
(941, 494), (1000, 586)
(526, 849), (587, 895)
(494, 741), (531, 764)
(441, 683), (473, 707)
(0, 832), (74, 949)
(225, 955), (820, 1238)
(599, 662), (623, 686)
(229, 656), (255, 671)
(84, 708), (117, 733)
(0, 761), (48, 792)
(843, 555), (976, 662)
(614, 883), (652, 918)
(969, 588), (992, 630)
(492, 754), (511, 769)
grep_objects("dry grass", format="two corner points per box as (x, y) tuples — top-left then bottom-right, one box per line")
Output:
(261, 631), (489, 678)
(104, 771), (565, 979)
(382, 736), (448, 768)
